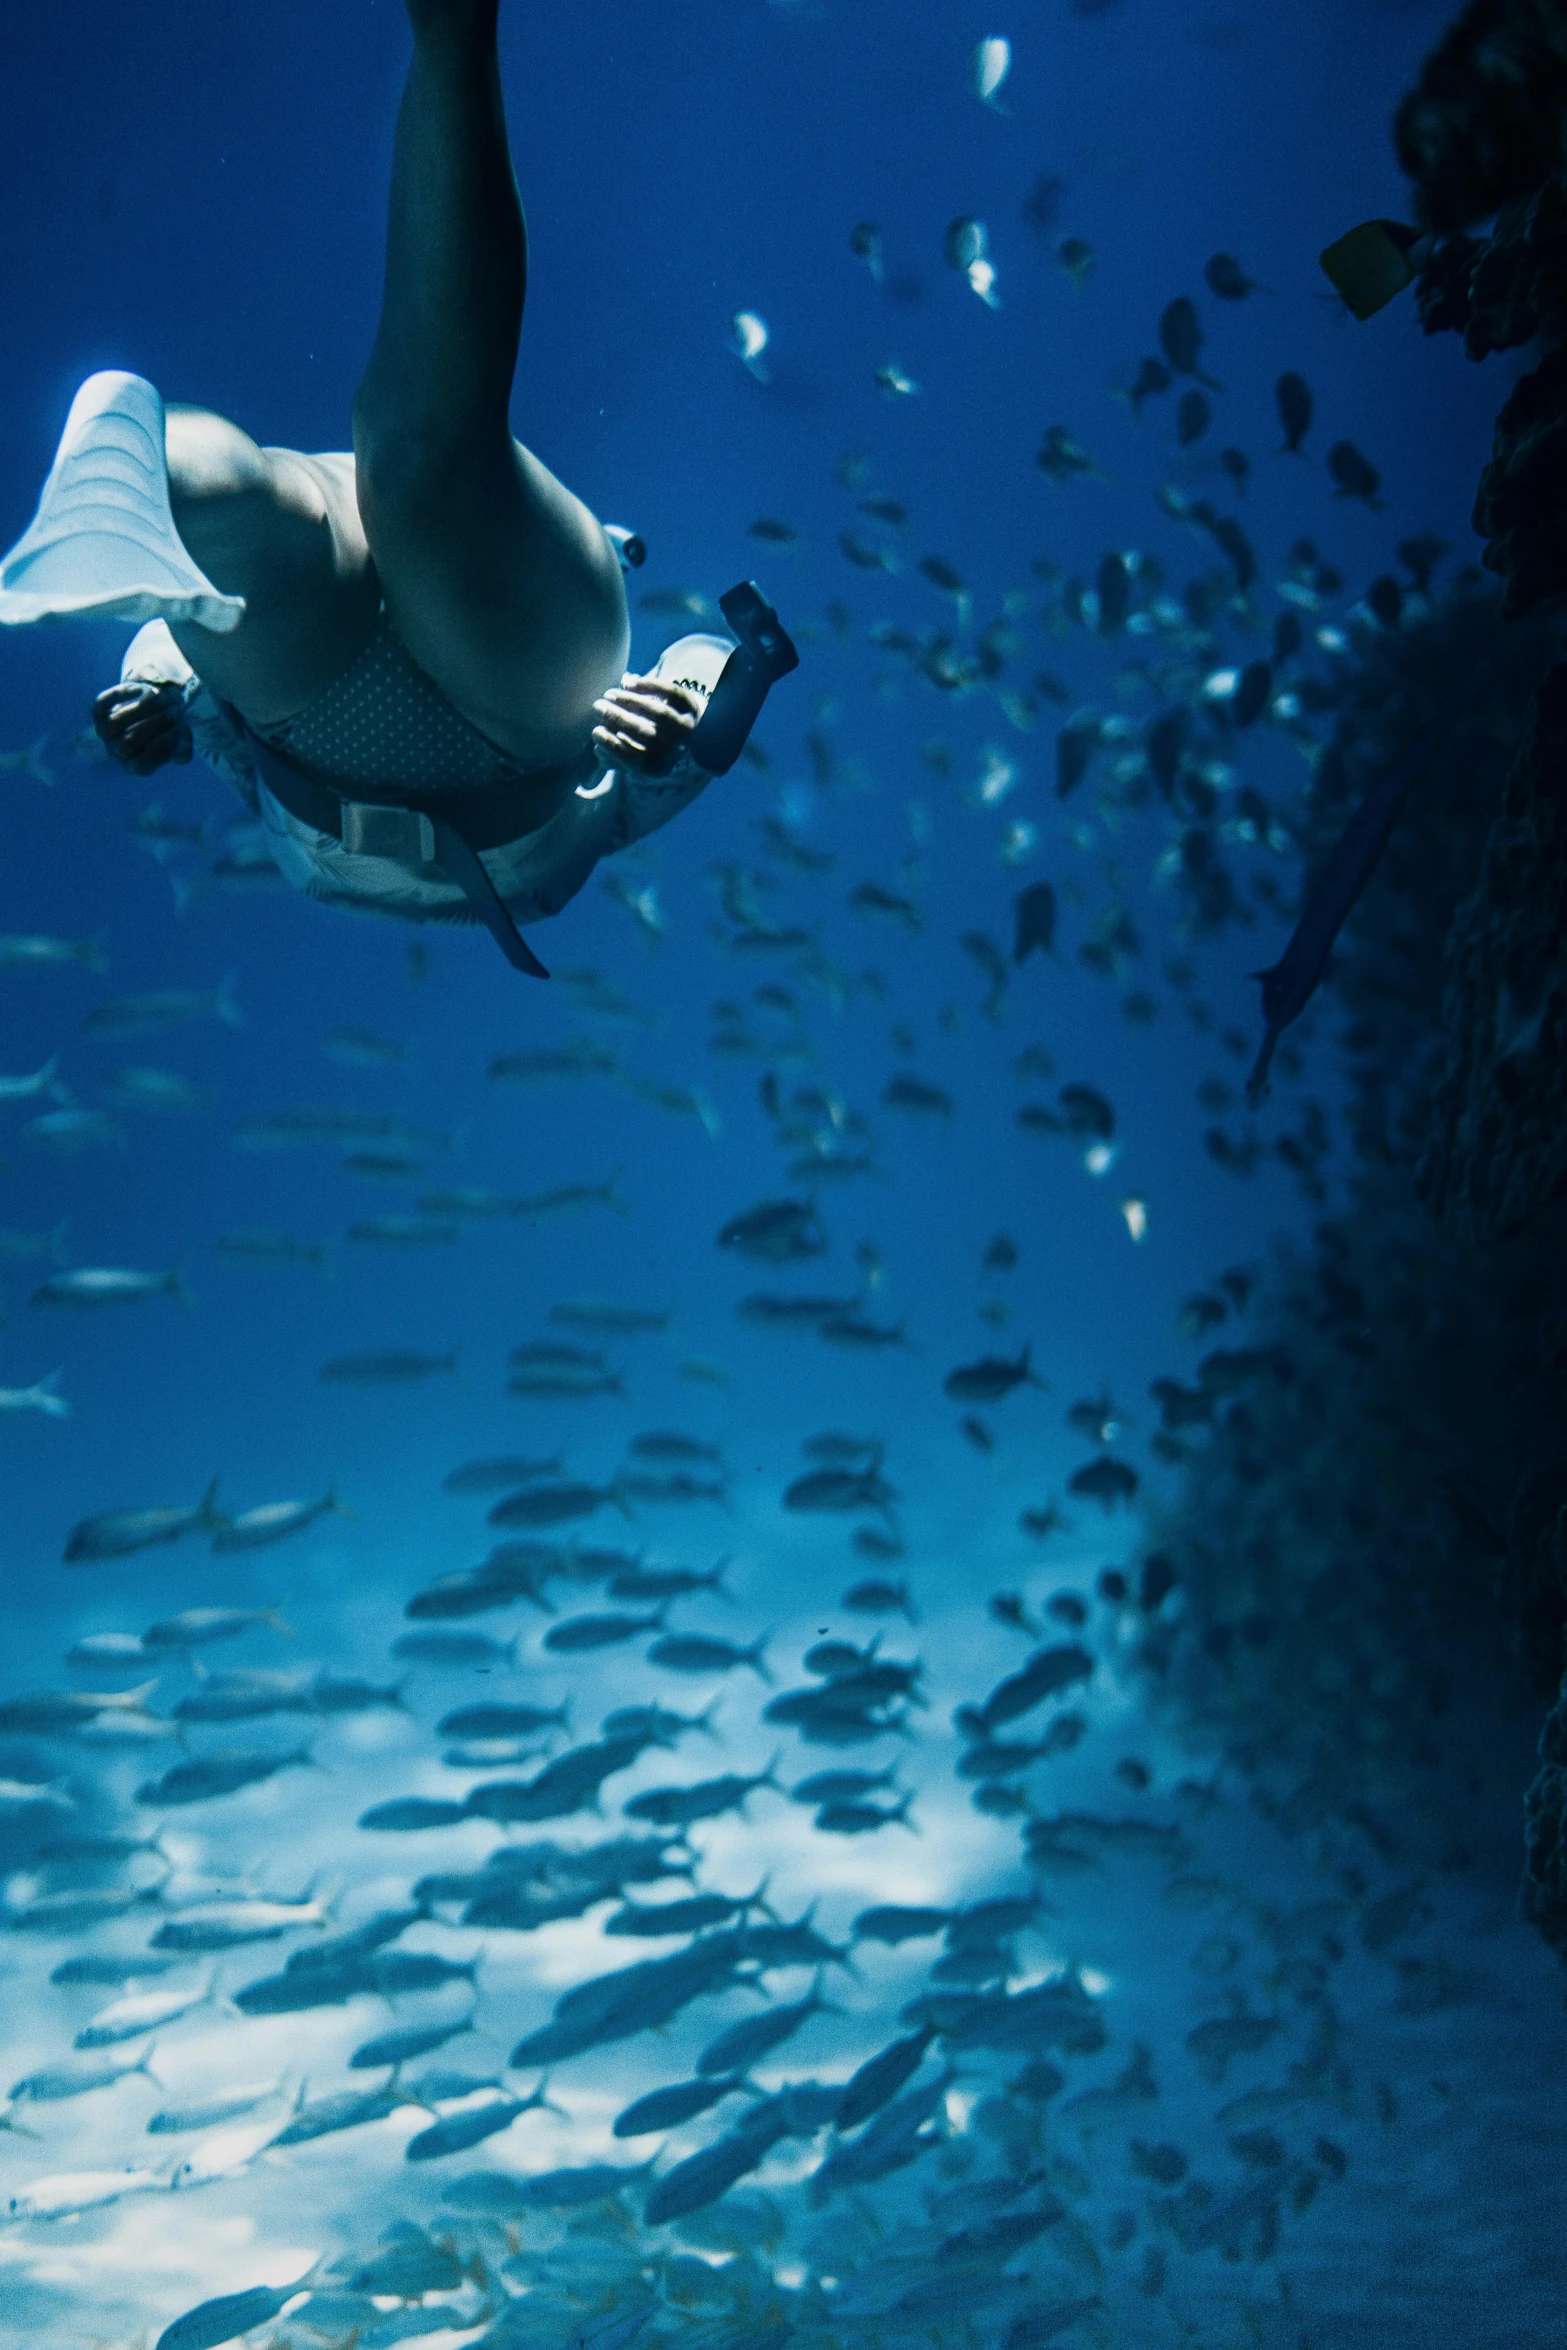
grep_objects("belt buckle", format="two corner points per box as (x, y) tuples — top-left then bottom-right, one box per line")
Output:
(341, 801), (437, 863)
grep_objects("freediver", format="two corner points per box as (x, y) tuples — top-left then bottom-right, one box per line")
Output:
(0, 0), (795, 976)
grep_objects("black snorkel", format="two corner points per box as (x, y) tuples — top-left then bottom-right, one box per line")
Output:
(687, 581), (800, 775)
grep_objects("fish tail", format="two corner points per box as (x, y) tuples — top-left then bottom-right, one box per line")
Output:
(325, 1484), (355, 1521)
(747, 1634), (775, 1686)
(215, 968), (243, 1026)
(84, 930), (110, 975)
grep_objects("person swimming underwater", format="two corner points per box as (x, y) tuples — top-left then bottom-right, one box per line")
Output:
(0, 0), (795, 977)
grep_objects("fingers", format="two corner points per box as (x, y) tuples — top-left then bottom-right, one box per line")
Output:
(591, 722), (648, 770)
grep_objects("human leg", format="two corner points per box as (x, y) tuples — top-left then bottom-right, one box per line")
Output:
(164, 414), (380, 727)
(352, 0), (628, 768)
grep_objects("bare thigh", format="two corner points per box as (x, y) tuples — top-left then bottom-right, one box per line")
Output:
(351, 424), (631, 768)
(162, 409), (381, 729)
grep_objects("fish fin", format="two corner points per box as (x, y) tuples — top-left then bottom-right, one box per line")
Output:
(1244, 1027), (1279, 1110)
(215, 968), (243, 1027)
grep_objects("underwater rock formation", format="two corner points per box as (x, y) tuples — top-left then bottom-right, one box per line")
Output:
(1418, 660), (1567, 1241)
(1143, 583), (1567, 1960)
(1395, 0), (1567, 235)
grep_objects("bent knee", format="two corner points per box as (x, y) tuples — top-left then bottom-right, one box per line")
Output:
(351, 398), (502, 527)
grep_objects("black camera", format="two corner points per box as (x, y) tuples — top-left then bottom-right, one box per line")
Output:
(687, 581), (800, 776)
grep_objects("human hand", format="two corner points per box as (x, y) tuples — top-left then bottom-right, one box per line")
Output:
(93, 680), (194, 779)
(591, 674), (704, 778)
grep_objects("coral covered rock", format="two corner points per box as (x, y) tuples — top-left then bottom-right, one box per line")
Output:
(1419, 660), (1567, 1241)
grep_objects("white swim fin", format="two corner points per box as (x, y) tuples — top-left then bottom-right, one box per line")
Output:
(0, 371), (245, 632)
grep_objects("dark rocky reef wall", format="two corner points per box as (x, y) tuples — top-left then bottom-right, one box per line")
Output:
(1395, 0), (1567, 234)
(1418, 658), (1567, 1244)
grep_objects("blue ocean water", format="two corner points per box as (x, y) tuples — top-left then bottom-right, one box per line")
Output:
(0, 3), (1563, 2345)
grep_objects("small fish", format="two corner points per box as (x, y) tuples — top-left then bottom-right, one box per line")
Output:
(443, 1453), (563, 1494)
(1327, 438), (1383, 506)
(9, 2166), (165, 2221)
(970, 34), (1012, 106)
(0, 1368), (69, 1418)
(1055, 237), (1095, 293)
(625, 1760), (780, 1827)
(850, 220), (884, 281)
(0, 932), (106, 972)
(346, 1214), (459, 1248)
(135, 1747), (313, 1808)
(0, 733), (55, 786)
(835, 2022), (938, 2132)
(849, 879), (922, 929)
(1158, 295), (1220, 387)
(815, 1791), (917, 1835)
(320, 1347), (458, 1384)
(436, 1699), (570, 1739)
(488, 1040), (619, 1083)
(83, 976), (239, 1033)
(153, 2263), (326, 2350)
(98, 1065), (210, 1114)
(392, 1629), (520, 1667)
(490, 1479), (628, 1531)
(142, 1603), (291, 1650)
(843, 1576), (916, 1622)
(1176, 387), (1211, 446)
(146, 2078), (286, 2134)
(324, 1025), (406, 1067)
(75, 1974), (220, 2050)
(609, 1560), (730, 1604)
(543, 1608), (666, 1654)
(216, 1228), (329, 1270)
(944, 1347), (1045, 1405)
(212, 1488), (348, 1552)
(0, 1053), (63, 1102)
(614, 2075), (746, 2137)
(875, 361), (920, 397)
(944, 216), (999, 306)
(23, 1106), (123, 1153)
(748, 516), (800, 544)
(731, 309), (771, 381)
(33, 1264), (185, 1309)
(839, 530), (900, 574)
(1275, 370), (1312, 454)
(1205, 251), (1270, 300)
(65, 1481), (226, 1564)
(550, 1299), (671, 1333)
(1067, 1456), (1138, 1508)
(1121, 356), (1171, 417)
(1037, 424), (1098, 483)
(1013, 882), (1057, 963)
(648, 1631), (772, 1682)
(784, 1464), (900, 1523)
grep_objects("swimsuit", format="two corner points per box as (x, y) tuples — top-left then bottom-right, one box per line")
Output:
(121, 615), (711, 946)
